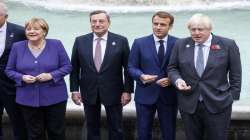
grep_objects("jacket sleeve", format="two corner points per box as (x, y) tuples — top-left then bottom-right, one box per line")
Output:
(122, 37), (134, 93)
(128, 39), (144, 83)
(228, 40), (242, 100)
(5, 44), (23, 86)
(167, 40), (182, 85)
(50, 40), (72, 83)
(69, 38), (81, 92)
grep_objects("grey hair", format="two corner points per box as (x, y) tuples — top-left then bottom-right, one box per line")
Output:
(0, 2), (8, 16)
(89, 10), (110, 23)
(187, 13), (212, 30)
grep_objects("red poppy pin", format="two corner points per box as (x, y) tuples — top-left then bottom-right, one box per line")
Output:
(210, 44), (221, 50)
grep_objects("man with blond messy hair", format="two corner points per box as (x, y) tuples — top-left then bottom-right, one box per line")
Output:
(168, 13), (242, 140)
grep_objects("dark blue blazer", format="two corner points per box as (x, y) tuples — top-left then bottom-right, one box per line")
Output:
(0, 22), (26, 95)
(128, 34), (177, 105)
(70, 32), (134, 105)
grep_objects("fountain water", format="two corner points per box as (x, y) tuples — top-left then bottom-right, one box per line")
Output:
(7, 0), (250, 12)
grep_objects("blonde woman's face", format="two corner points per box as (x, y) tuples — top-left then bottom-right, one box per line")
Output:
(25, 23), (45, 42)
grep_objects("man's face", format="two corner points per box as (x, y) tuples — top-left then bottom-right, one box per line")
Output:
(189, 23), (211, 44)
(0, 7), (7, 27)
(90, 13), (110, 37)
(152, 16), (172, 39)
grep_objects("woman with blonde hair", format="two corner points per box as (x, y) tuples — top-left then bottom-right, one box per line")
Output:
(5, 17), (72, 140)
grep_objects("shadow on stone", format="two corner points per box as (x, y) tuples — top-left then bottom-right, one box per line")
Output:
(2, 104), (250, 140)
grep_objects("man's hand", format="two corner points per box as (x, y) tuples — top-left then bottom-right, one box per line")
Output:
(36, 73), (53, 82)
(22, 75), (36, 84)
(176, 79), (191, 91)
(156, 77), (171, 87)
(121, 92), (131, 106)
(140, 74), (158, 84)
(71, 92), (82, 106)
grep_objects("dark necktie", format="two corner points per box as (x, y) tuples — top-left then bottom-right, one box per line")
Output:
(196, 44), (205, 77)
(94, 38), (102, 72)
(158, 40), (165, 65)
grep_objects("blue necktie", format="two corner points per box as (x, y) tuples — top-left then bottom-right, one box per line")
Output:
(196, 44), (205, 77)
(158, 40), (165, 65)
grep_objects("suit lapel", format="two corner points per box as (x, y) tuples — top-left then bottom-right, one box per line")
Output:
(185, 39), (198, 77)
(148, 35), (160, 65)
(203, 35), (220, 75)
(0, 24), (14, 60)
(99, 32), (114, 72)
(161, 36), (173, 68)
(4, 23), (15, 52)
(85, 34), (97, 72)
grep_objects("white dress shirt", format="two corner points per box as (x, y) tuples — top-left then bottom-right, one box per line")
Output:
(0, 22), (7, 58)
(194, 34), (212, 69)
(175, 34), (213, 87)
(153, 34), (168, 54)
(93, 32), (108, 62)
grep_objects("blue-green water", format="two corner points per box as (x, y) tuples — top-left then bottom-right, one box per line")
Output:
(6, 1), (250, 105)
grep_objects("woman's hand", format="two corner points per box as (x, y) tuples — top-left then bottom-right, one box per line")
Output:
(22, 75), (37, 83)
(36, 73), (52, 82)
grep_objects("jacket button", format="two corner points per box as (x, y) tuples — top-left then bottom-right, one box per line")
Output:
(34, 61), (38, 63)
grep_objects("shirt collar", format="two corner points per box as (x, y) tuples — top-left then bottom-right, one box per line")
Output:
(0, 22), (7, 32)
(195, 34), (212, 47)
(93, 32), (108, 41)
(153, 34), (168, 43)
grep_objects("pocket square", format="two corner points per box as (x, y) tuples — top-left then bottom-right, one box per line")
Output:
(210, 44), (221, 50)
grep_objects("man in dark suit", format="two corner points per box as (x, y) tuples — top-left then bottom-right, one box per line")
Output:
(128, 11), (178, 140)
(70, 10), (134, 140)
(168, 13), (242, 140)
(0, 2), (28, 140)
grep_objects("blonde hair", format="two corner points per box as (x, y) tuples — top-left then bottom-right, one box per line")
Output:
(187, 13), (212, 30)
(25, 17), (49, 37)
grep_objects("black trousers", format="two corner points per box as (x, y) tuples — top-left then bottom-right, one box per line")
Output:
(84, 101), (123, 140)
(0, 104), (3, 140)
(0, 88), (28, 140)
(180, 101), (232, 140)
(19, 101), (67, 140)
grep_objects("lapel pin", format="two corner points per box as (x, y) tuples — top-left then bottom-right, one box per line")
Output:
(186, 44), (190, 48)
(112, 41), (116, 46)
(10, 33), (14, 38)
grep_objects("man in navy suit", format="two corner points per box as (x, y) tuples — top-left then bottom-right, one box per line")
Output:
(168, 13), (242, 140)
(70, 10), (134, 140)
(0, 2), (28, 140)
(128, 11), (178, 140)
